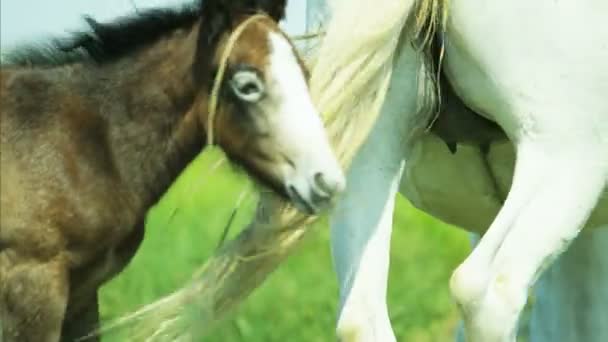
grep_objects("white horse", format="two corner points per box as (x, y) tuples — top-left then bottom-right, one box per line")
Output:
(308, 0), (608, 341)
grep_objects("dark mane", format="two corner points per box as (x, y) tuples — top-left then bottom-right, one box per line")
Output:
(3, 4), (201, 67)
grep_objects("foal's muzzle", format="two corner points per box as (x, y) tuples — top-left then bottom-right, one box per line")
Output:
(285, 166), (346, 215)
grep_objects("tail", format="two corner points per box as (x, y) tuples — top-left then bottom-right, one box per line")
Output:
(309, 0), (449, 165)
(94, 1), (447, 340)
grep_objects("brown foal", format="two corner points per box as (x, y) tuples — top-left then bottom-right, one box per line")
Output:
(0, 1), (344, 341)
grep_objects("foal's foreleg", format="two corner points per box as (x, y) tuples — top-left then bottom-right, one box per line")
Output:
(450, 139), (607, 342)
(62, 294), (100, 342)
(0, 254), (69, 342)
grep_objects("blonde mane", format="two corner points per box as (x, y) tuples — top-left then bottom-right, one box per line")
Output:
(93, 1), (447, 340)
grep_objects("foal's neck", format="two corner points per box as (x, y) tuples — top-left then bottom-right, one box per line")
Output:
(80, 23), (208, 211)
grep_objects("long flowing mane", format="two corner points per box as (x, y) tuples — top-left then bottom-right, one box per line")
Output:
(2, 5), (201, 67)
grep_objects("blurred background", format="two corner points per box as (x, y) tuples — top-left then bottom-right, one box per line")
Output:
(1, 1), (472, 340)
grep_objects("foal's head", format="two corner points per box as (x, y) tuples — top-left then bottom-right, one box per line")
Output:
(194, 0), (345, 214)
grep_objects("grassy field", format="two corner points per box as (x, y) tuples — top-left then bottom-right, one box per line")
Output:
(99, 149), (471, 341)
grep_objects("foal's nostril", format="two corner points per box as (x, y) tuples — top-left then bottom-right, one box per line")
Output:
(287, 184), (315, 214)
(314, 172), (334, 195)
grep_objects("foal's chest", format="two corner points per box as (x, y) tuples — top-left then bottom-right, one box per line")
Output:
(68, 222), (145, 316)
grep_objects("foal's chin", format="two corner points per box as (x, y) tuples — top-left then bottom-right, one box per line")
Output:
(284, 168), (348, 214)
(229, 156), (343, 215)
(280, 162), (346, 215)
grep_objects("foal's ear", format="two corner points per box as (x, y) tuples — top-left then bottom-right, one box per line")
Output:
(199, 0), (231, 48)
(225, 0), (287, 22)
(195, 0), (286, 82)
(247, 0), (287, 22)
(195, 0), (231, 83)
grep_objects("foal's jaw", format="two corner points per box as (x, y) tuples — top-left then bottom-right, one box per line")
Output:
(264, 32), (346, 214)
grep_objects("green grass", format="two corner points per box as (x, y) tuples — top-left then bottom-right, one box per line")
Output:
(99, 149), (471, 341)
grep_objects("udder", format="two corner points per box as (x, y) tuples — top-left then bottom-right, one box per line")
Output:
(400, 134), (608, 234)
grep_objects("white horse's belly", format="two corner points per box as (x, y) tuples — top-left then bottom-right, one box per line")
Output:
(400, 135), (608, 234)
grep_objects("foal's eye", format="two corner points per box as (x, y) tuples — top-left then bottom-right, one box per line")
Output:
(230, 70), (264, 102)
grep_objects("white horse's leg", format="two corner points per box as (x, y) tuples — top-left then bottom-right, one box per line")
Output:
(454, 234), (479, 342)
(330, 43), (425, 342)
(530, 226), (608, 342)
(450, 137), (607, 342)
(454, 231), (608, 342)
(330, 128), (404, 342)
(454, 233), (533, 342)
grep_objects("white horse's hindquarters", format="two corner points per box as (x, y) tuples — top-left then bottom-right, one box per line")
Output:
(441, 1), (607, 340)
(443, 0), (608, 140)
(400, 135), (608, 234)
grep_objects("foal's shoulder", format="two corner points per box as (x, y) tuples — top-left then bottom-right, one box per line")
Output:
(0, 65), (77, 120)
(1, 66), (58, 100)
